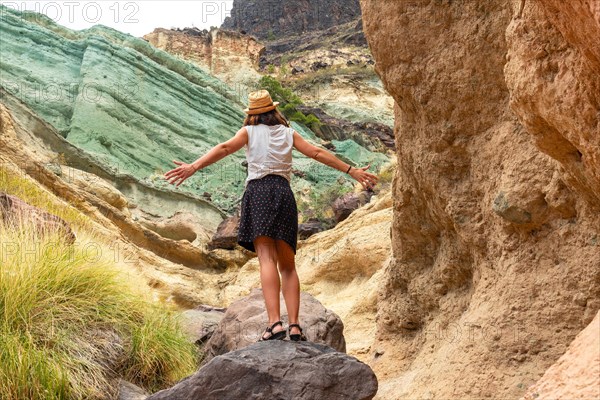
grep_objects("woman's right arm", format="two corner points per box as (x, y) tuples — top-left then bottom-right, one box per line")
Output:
(292, 130), (379, 190)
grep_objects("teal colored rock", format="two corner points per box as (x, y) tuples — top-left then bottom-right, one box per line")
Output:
(331, 139), (389, 170)
(0, 6), (388, 213)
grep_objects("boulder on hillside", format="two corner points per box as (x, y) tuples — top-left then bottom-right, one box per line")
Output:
(146, 341), (377, 400)
(298, 218), (328, 239)
(0, 192), (76, 244)
(208, 214), (240, 250)
(203, 288), (346, 363)
(332, 191), (374, 223)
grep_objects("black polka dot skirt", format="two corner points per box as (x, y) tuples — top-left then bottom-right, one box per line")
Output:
(237, 174), (298, 255)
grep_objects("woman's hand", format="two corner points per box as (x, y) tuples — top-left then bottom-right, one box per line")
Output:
(349, 164), (379, 191)
(164, 160), (197, 187)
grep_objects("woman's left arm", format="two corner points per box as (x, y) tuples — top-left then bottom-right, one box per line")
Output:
(164, 127), (248, 187)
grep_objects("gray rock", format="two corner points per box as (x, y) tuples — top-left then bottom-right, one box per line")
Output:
(222, 0), (361, 41)
(332, 191), (373, 223)
(180, 305), (226, 345)
(118, 379), (149, 400)
(322, 140), (337, 150)
(146, 341), (377, 400)
(298, 218), (327, 239)
(312, 60), (330, 71)
(291, 65), (305, 74)
(203, 288), (345, 364)
(492, 192), (532, 224)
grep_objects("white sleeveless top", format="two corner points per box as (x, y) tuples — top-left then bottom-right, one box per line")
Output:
(244, 124), (294, 188)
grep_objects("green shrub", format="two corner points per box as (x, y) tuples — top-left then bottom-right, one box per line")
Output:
(0, 222), (199, 399)
(258, 76), (322, 131)
(258, 76), (301, 107)
(297, 183), (354, 225)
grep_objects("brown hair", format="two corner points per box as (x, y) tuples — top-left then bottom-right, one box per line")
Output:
(243, 108), (290, 127)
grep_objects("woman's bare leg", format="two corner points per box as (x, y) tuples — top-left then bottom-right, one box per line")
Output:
(254, 235), (285, 339)
(275, 239), (301, 335)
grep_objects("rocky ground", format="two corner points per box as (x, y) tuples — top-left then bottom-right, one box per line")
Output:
(147, 341), (377, 400)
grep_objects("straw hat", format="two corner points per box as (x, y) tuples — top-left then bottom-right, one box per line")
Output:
(244, 90), (280, 115)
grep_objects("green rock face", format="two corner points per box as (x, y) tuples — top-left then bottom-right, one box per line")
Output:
(0, 6), (388, 213)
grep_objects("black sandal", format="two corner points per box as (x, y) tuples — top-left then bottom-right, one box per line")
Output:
(258, 320), (286, 342)
(288, 323), (307, 341)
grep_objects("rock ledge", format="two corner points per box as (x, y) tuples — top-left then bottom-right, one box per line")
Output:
(147, 340), (377, 400)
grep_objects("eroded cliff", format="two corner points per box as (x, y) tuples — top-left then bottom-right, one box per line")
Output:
(360, 0), (599, 398)
(144, 27), (265, 88)
(221, 0), (362, 40)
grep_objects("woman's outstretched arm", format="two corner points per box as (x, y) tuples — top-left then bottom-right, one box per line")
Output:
(292, 130), (379, 190)
(164, 127), (248, 187)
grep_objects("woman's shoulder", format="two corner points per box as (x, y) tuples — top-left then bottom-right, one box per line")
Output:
(247, 123), (292, 132)
(263, 123), (291, 132)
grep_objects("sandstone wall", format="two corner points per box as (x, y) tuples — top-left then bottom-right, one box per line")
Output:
(505, 0), (600, 206)
(144, 28), (265, 87)
(360, 0), (599, 398)
(521, 311), (599, 400)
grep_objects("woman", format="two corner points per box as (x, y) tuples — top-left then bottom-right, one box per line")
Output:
(164, 90), (378, 342)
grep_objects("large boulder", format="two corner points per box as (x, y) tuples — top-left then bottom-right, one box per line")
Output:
(207, 213), (240, 250)
(179, 304), (226, 346)
(147, 341), (378, 400)
(203, 288), (346, 363)
(332, 191), (374, 223)
(297, 217), (327, 239)
(0, 192), (76, 244)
